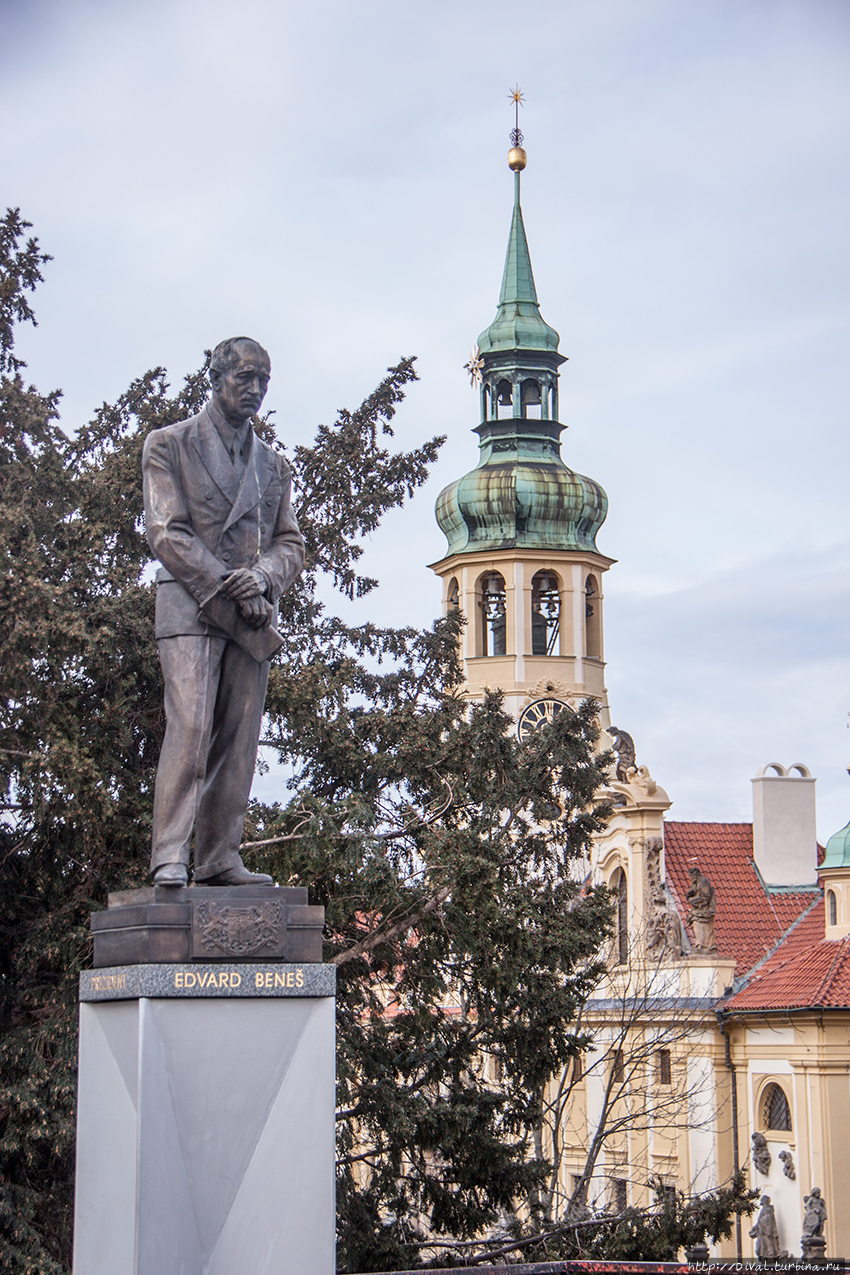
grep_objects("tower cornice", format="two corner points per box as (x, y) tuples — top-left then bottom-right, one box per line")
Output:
(428, 545), (617, 577)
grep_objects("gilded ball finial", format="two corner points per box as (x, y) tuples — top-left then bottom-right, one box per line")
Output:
(507, 85), (526, 171)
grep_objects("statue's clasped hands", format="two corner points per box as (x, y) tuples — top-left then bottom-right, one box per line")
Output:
(220, 568), (273, 631)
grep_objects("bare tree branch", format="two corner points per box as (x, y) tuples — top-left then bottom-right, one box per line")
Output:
(240, 833), (305, 850)
(332, 884), (451, 967)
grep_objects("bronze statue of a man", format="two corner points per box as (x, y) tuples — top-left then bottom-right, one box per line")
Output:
(142, 337), (304, 887)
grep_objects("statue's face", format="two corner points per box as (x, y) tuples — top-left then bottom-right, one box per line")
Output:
(212, 344), (271, 425)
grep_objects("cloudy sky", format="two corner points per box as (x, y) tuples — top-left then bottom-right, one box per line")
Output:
(3, 0), (849, 841)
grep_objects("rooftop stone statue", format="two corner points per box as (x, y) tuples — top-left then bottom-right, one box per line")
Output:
(686, 866), (718, 954)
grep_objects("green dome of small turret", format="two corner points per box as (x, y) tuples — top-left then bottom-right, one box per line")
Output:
(823, 817), (850, 869)
(435, 155), (607, 557)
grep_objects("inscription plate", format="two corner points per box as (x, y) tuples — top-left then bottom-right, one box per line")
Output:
(80, 962), (336, 1000)
(191, 898), (286, 960)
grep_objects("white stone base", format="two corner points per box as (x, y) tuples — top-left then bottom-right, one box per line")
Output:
(73, 988), (335, 1275)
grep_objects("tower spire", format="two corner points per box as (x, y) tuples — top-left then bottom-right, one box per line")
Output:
(497, 176), (539, 309)
(435, 94), (607, 555)
(503, 88), (536, 308)
(478, 90), (558, 354)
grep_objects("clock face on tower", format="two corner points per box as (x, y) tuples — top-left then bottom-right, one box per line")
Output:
(516, 698), (566, 744)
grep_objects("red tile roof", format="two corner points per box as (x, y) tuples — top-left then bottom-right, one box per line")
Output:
(663, 822), (821, 979)
(725, 931), (850, 1011)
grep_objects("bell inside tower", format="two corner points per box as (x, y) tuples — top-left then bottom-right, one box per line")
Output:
(520, 378), (541, 418)
(531, 570), (561, 655)
(479, 571), (507, 656)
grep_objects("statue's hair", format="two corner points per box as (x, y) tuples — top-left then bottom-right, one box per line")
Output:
(209, 337), (269, 376)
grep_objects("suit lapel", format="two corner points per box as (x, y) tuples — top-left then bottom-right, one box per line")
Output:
(221, 430), (276, 533)
(191, 406), (240, 502)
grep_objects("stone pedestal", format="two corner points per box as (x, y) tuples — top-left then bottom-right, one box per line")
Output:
(683, 1243), (710, 1262)
(91, 884), (324, 967)
(801, 1235), (827, 1264)
(73, 961), (335, 1275)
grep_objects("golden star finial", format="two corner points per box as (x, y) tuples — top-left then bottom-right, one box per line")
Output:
(508, 85), (525, 148)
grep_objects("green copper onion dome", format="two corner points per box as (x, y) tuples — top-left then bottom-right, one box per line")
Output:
(436, 461), (607, 555)
(435, 154), (607, 557)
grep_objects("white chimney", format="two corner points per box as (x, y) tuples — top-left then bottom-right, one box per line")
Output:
(751, 763), (818, 887)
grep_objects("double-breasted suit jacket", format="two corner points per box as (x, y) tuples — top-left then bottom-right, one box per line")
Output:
(142, 403), (305, 879)
(144, 403), (304, 636)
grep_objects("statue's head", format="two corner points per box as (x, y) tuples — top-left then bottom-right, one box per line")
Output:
(209, 337), (271, 425)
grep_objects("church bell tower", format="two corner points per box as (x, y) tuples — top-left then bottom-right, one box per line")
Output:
(430, 128), (614, 724)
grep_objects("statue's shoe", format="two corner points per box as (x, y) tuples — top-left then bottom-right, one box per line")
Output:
(152, 862), (189, 887)
(200, 864), (274, 887)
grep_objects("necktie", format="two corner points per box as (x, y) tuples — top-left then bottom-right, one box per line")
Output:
(230, 437), (245, 480)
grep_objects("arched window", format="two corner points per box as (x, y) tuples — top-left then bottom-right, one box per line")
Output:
(585, 575), (602, 658)
(496, 379), (513, 418)
(828, 890), (837, 926)
(478, 571), (506, 657)
(611, 867), (628, 965)
(762, 1083), (792, 1132)
(446, 578), (460, 614)
(531, 570), (561, 655)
